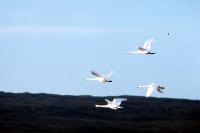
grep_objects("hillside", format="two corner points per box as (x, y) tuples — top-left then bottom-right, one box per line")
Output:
(0, 92), (199, 133)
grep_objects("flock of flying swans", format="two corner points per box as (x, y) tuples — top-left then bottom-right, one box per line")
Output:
(84, 38), (165, 110)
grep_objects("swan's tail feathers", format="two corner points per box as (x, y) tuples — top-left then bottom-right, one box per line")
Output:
(160, 86), (165, 89)
(157, 86), (165, 93)
(148, 52), (156, 55)
(157, 89), (164, 93)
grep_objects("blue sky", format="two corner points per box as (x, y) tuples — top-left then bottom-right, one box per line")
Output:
(0, 0), (200, 99)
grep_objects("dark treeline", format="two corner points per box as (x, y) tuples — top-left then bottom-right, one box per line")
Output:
(0, 92), (199, 133)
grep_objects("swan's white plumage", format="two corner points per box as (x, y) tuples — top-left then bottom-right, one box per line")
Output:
(125, 38), (156, 55)
(95, 98), (127, 110)
(112, 98), (127, 106)
(138, 83), (165, 97)
(84, 70), (113, 83)
(83, 78), (96, 81)
(146, 85), (156, 97)
(143, 38), (155, 51)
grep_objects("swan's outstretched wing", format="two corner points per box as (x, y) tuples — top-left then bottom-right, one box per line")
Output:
(112, 98), (127, 106)
(103, 70), (114, 78)
(146, 86), (156, 97)
(138, 47), (147, 51)
(143, 38), (155, 51)
(105, 99), (112, 104)
(91, 71), (102, 77)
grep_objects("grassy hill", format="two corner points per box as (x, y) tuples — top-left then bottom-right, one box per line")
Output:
(0, 92), (199, 133)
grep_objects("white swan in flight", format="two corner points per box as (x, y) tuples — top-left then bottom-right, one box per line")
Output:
(84, 70), (113, 83)
(138, 83), (165, 97)
(125, 38), (156, 55)
(95, 98), (127, 110)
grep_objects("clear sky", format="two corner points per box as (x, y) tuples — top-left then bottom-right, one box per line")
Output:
(0, 0), (200, 99)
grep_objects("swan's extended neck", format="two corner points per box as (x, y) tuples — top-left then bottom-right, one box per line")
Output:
(95, 105), (108, 108)
(138, 85), (149, 88)
(125, 51), (140, 54)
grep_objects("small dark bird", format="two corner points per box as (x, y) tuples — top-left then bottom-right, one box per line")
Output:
(167, 33), (170, 36)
